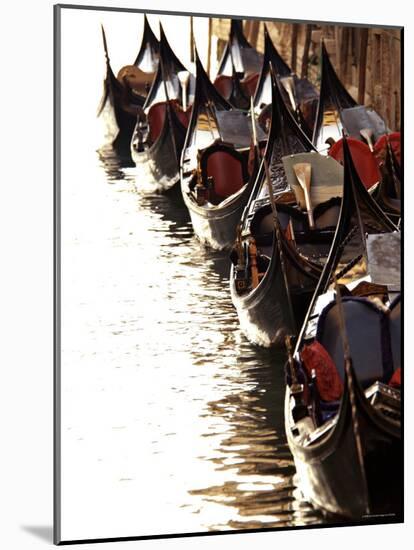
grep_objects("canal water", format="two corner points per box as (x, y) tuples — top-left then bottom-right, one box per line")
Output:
(60, 140), (324, 540)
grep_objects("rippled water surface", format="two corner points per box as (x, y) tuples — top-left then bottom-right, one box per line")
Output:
(60, 138), (326, 539)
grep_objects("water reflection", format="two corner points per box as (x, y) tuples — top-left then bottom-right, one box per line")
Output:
(98, 145), (325, 530)
(192, 346), (323, 530)
(63, 143), (324, 537)
(97, 144), (135, 181)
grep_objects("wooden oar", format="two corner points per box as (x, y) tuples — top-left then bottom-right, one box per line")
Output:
(293, 163), (315, 229)
(178, 70), (190, 112)
(189, 16), (195, 63)
(281, 76), (297, 113)
(360, 127), (374, 152)
(206, 18), (212, 78)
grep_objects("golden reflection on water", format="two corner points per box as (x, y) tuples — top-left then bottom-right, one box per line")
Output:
(61, 144), (324, 538)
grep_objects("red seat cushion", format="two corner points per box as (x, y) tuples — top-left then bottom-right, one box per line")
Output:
(206, 150), (245, 201)
(171, 102), (191, 129)
(374, 132), (401, 165)
(147, 101), (190, 143)
(300, 341), (343, 402)
(328, 137), (380, 189)
(241, 72), (259, 97)
(389, 367), (401, 388)
(213, 75), (233, 100)
(147, 102), (166, 143)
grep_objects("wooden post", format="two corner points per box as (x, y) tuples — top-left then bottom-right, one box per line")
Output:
(382, 32), (392, 127)
(249, 20), (260, 48)
(340, 27), (350, 82)
(190, 16), (194, 63)
(244, 20), (252, 42)
(358, 28), (368, 105)
(291, 24), (298, 73)
(206, 18), (212, 78)
(301, 24), (312, 78)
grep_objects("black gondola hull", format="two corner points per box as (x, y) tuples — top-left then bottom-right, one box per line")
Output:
(132, 107), (187, 193)
(285, 384), (402, 519)
(98, 75), (144, 158)
(230, 239), (297, 347)
(181, 180), (253, 250)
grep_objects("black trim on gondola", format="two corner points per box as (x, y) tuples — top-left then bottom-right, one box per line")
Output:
(217, 19), (263, 78)
(373, 143), (401, 223)
(254, 25), (291, 110)
(228, 67), (252, 110)
(312, 42), (357, 148)
(144, 23), (194, 112)
(133, 14), (159, 71)
(183, 50), (232, 149)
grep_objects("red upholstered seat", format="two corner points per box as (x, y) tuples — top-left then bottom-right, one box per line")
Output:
(300, 341), (343, 401)
(213, 75), (233, 100)
(328, 137), (380, 189)
(147, 102), (166, 143)
(201, 146), (247, 204)
(172, 102), (191, 129)
(374, 132), (401, 165)
(241, 72), (259, 97)
(147, 101), (190, 144)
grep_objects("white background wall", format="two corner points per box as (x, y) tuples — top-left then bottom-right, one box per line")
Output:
(0, 0), (411, 548)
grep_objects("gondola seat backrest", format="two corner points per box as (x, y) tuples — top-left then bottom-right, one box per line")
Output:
(328, 137), (380, 190)
(316, 297), (395, 389)
(174, 106), (191, 129)
(241, 73), (259, 97)
(213, 75), (233, 101)
(200, 144), (249, 204)
(147, 102), (166, 143)
(147, 101), (189, 144)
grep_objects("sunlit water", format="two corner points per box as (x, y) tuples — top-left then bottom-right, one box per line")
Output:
(59, 9), (325, 540)
(60, 139), (325, 540)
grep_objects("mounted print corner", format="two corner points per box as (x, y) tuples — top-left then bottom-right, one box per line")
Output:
(54, 3), (403, 544)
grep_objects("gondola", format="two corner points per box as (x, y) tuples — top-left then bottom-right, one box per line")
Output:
(313, 42), (387, 153)
(254, 26), (318, 138)
(97, 17), (159, 154)
(230, 72), (323, 347)
(131, 25), (195, 193)
(180, 51), (261, 250)
(284, 136), (401, 520)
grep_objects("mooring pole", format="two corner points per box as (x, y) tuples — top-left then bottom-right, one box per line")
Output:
(207, 18), (212, 78)
(358, 28), (369, 105)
